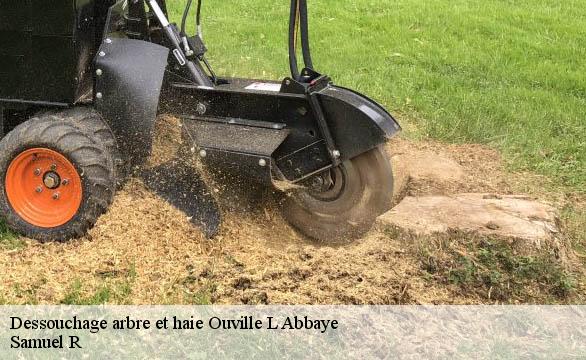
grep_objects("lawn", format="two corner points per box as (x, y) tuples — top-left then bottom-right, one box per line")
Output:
(167, 0), (586, 193)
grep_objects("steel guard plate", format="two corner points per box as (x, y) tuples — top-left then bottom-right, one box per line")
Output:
(95, 38), (169, 166)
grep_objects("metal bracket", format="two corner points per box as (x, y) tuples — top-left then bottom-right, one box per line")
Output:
(306, 77), (341, 166)
(279, 69), (341, 165)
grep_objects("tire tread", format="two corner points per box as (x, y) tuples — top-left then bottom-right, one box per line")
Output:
(0, 113), (116, 242)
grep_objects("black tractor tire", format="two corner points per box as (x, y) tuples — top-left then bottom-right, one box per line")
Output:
(281, 146), (393, 244)
(0, 116), (116, 241)
(52, 107), (127, 187)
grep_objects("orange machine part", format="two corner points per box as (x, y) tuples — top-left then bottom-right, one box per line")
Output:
(5, 148), (83, 228)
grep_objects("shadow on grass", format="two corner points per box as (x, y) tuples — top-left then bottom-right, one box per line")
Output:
(0, 219), (25, 250)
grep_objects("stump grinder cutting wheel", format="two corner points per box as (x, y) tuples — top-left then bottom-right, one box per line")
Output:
(0, 0), (400, 243)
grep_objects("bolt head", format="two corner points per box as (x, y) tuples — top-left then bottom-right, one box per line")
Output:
(196, 103), (207, 115)
(62, 179), (69, 186)
(96, 92), (103, 99)
(34, 168), (41, 176)
(199, 150), (207, 158)
(98, 51), (106, 57)
(96, 69), (103, 76)
(43, 176), (57, 189)
(52, 193), (60, 200)
(35, 186), (43, 193)
(259, 159), (267, 167)
(332, 150), (341, 158)
(104, 38), (112, 44)
(312, 176), (324, 187)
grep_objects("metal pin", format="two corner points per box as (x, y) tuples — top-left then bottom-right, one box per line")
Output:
(96, 69), (103, 76)
(332, 150), (341, 158)
(98, 51), (106, 57)
(199, 150), (207, 158)
(104, 38), (112, 44)
(96, 92), (103, 99)
(259, 159), (267, 167)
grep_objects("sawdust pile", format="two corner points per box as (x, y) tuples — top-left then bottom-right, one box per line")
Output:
(0, 117), (581, 304)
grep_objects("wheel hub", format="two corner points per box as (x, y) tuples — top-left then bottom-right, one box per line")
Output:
(307, 166), (346, 201)
(5, 148), (83, 228)
(43, 171), (61, 189)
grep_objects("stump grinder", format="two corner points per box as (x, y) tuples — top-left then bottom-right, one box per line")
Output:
(0, 0), (400, 243)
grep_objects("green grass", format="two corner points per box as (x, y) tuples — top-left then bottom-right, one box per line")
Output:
(416, 234), (578, 303)
(61, 280), (113, 305)
(167, 0), (585, 192)
(60, 264), (137, 305)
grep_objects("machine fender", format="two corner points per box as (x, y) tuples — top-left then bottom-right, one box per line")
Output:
(94, 38), (169, 167)
(317, 86), (401, 161)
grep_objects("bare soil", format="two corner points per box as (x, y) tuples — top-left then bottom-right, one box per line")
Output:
(0, 117), (583, 304)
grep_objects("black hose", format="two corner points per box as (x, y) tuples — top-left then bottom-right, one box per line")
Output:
(181, 0), (193, 36)
(288, 0), (301, 81)
(289, 0), (315, 81)
(196, 0), (202, 27)
(299, 0), (313, 70)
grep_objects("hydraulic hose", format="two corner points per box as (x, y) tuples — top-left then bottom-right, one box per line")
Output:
(289, 0), (301, 81)
(181, 0), (203, 38)
(196, 0), (203, 37)
(299, 0), (313, 70)
(289, 0), (314, 81)
(180, 0), (193, 37)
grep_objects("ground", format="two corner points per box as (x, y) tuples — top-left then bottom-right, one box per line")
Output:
(0, 118), (583, 305)
(0, 0), (585, 304)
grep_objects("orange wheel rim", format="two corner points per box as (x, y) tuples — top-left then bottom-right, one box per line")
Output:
(5, 148), (82, 228)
